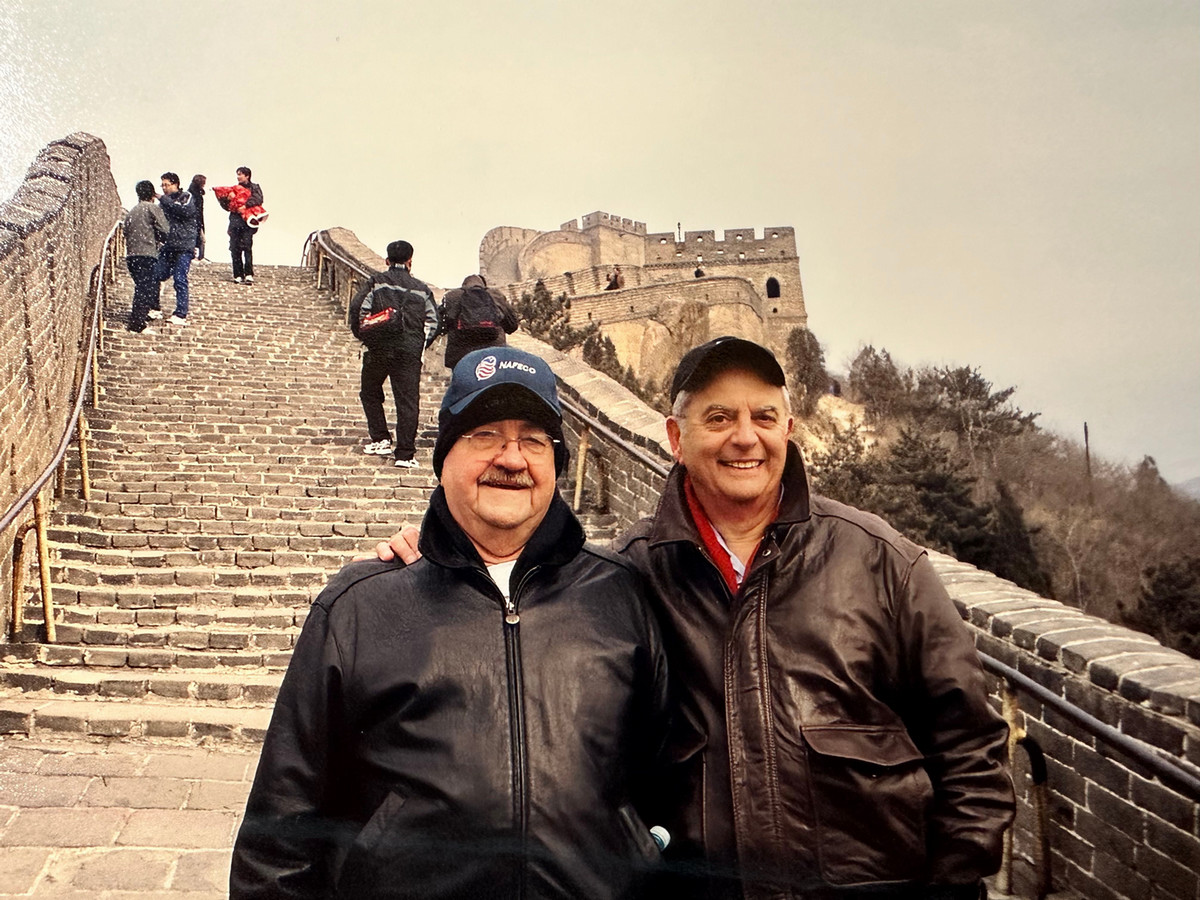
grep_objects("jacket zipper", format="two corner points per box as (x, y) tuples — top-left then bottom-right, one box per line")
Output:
(504, 566), (539, 900)
(697, 540), (787, 877)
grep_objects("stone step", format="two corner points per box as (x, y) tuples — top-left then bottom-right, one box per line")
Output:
(0, 691), (273, 742)
(45, 542), (351, 571)
(67, 481), (436, 500)
(38, 561), (328, 589)
(0, 665), (282, 703)
(3, 641), (293, 671)
(44, 522), (386, 554)
(18, 583), (319, 610)
(47, 509), (423, 537)
(13, 619), (303, 653)
(46, 603), (309, 629)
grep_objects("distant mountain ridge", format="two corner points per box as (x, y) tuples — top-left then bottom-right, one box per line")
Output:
(1176, 476), (1200, 501)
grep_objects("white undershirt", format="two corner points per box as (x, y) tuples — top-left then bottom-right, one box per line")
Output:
(712, 528), (747, 586)
(486, 560), (518, 600)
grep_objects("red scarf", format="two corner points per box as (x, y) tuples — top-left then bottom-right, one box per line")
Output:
(683, 475), (747, 596)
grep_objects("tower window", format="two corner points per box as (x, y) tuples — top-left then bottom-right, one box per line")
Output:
(766, 277), (780, 299)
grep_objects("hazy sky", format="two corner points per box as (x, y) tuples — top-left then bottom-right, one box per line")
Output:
(3, 1), (1197, 483)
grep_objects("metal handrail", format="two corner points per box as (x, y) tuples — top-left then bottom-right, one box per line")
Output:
(2, 218), (122, 639)
(558, 394), (671, 480)
(0, 218), (120, 535)
(304, 229), (375, 279)
(981, 654), (1200, 801)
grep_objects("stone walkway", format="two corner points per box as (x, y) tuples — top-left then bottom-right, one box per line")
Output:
(0, 734), (259, 898)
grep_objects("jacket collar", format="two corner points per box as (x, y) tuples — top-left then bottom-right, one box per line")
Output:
(418, 485), (586, 582)
(648, 441), (811, 547)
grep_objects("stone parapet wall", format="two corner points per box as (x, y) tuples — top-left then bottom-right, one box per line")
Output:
(499, 272), (769, 384)
(0, 133), (122, 637)
(507, 330), (673, 524)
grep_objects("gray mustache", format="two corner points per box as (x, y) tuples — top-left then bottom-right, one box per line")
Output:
(479, 469), (535, 489)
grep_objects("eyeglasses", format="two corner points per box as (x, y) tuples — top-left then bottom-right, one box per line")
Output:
(458, 429), (559, 459)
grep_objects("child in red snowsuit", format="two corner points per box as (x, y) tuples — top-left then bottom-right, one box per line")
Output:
(214, 184), (268, 228)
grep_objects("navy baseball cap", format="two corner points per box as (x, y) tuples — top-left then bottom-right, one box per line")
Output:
(670, 336), (786, 403)
(433, 347), (568, 477)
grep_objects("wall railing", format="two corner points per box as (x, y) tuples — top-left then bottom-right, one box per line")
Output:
(301, 229), (378, 320)
(2, 220), (123, 641)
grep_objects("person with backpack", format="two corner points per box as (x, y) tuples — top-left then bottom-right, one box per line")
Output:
(438, 274), (519, 369)
(348, 240), (439, 469)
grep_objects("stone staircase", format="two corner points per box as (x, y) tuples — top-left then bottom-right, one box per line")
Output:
(0, 262), (448, 741)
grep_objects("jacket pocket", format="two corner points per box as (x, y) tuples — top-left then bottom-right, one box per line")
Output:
(617, 803), (662, 863)
(802, 725), (932, 885)
(335, 792), (409, 898)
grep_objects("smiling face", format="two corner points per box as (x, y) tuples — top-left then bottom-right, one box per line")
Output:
(441, 418), (558, 562)
(666, 368), (793, 521)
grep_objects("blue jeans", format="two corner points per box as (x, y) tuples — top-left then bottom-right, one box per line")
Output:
(126, 256), (160, 331)
(156, 248), (192, 318)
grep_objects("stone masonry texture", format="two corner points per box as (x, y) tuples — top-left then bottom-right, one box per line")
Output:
(1, 134), (123, 640)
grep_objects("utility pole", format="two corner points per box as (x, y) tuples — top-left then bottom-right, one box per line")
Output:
(1084, 422), (1094, 506)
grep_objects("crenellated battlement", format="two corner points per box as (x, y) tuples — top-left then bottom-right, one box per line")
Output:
(478, 212), (807, 364)
(560, 211), (647, 236)
(645, 225), (797, 263)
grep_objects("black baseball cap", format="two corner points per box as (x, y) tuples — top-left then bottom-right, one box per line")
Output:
(670, 337), (786, 402)
(433, 347), (568, 477)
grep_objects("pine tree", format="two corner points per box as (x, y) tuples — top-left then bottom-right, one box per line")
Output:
(911, 365), (1038, 466)
(977, 481), (1054, 596)
(875, 429), (991, 561)
(1124, 556), (1200, 659)
(515, 280), (596, 351)
(847, 345), (911, 423)
(784, 327), (829, 417)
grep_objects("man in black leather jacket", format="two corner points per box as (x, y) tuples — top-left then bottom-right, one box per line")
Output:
(230, 347), (669, 899)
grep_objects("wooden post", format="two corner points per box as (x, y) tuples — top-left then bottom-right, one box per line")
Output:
(78, 413), (92, 502)
(573, 426), (591, 512)
(54, 457), (67, 499)
(32, 491), (55, 642)
(997, 679), (1023, 896)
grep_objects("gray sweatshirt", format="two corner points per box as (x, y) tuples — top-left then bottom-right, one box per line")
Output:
(124, 200), (169, 258)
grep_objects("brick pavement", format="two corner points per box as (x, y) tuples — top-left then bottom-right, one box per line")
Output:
(0, 733), (259, 897)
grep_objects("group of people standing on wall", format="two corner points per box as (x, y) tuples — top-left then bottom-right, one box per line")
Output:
(123, 166), (264, 334)
(347, 240), (518, 469)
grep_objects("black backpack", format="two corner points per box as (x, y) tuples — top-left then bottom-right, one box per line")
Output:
(357, 281), (410, 349)
(455, 286), (499, 330)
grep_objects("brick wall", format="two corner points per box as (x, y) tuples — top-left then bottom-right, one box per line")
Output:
(318, 229), (1200, 900)
(0, 133), (122, 638)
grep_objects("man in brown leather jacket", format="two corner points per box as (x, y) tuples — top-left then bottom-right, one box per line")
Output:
(378, 338), (1014, 899)
(619, 337), (1013, 899)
